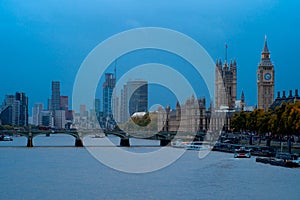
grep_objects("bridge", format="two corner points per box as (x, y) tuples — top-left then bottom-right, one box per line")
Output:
(0, 129), (206, 147)
(103, 130), (182, 147)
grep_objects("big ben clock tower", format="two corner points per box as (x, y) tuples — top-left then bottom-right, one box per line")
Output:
(257, 36), (275, 111)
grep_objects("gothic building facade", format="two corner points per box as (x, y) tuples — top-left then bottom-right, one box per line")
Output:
(215, 59), (237, 109)
(257, 36), (275, 111)
(157, 96), (207, 133)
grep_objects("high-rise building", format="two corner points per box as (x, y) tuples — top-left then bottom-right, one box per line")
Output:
(51, 81), (61, 111)
(47, 98), (52, 111)
(94, 98), (101, 118)
(53, 110), (66, 129)
(50, 81), (68, 128)
(94, 99), (101, 113)
(257, 36), (275, 111)
(113, 95), (120, 123)
(32, 103), (44, 126)
(80, 104), (87, 117)
(120, 80), (148, 123)
(215, 58), (237, 109)
(39, 110), (53, 127)
(15, 92), (28, 126)
(102, 73), (116, 117)
(0, 92), (28, 126)
(0, 95), (14, 125)
(60, 96), (68, 111)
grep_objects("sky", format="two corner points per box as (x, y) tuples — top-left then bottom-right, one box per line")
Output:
(1, 0), (300, 113)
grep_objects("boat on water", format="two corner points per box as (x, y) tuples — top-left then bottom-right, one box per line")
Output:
(234, 147), (251, 158)
(0, 135), (13, 141)
(256, 152), (300, 168)
(212, 142), (276, 157)
(172, 140), (211, 151)
(91, 134), (105, 138)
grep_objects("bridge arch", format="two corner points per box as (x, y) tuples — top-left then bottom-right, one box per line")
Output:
(19, 131), (84, 147)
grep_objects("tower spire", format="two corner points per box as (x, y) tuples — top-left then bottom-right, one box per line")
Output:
(114, 59), (117, 80)
(261, 35), (270, 60)
(241, 90), (245, 111)
(224, 43), (228, 63)
(263, 35), (269, 54)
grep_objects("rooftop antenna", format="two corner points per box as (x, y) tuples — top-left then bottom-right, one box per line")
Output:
(265, 34), (267, 43)
(224, 43), (228, 63)
(114, 59), (117, 80)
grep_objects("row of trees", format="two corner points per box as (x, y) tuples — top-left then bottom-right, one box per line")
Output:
(231, 101), (300, 136)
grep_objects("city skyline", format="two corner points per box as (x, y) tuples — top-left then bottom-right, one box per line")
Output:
(1, 2), (300, 198)
(1, 1), (300, 113)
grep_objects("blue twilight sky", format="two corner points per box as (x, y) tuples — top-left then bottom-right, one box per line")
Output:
(0, 0), (300, 113)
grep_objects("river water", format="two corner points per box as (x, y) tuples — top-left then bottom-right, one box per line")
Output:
(0, 135), (299, 200)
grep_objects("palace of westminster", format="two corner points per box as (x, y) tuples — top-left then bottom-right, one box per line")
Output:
(157, 37), (299, 132)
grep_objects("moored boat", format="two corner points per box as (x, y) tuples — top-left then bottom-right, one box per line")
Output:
(234, 147), (251, 158)
(0, 135), (13, 141)
(172, 140), (211, 151)
(256, 153), (300, 168)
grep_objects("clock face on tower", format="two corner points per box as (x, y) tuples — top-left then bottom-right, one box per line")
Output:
(264, 73), (271, 81)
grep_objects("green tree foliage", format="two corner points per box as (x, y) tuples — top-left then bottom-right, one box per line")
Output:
(231, 101), (300, 136)
(231, 111), (247, 132)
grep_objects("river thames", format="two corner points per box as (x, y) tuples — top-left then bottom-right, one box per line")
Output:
(1, 135), (299, 200)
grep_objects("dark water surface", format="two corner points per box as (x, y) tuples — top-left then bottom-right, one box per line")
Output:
(1, 135), (299, 200)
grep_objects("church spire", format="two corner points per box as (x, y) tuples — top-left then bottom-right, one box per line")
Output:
(240, 90), (245, 111)
(241, 90), (245, 101)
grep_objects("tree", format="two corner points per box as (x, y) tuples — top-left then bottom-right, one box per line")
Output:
(231, 111), (248, 132)
(284, 101), (300, 136)
(246, 109), (264, 133)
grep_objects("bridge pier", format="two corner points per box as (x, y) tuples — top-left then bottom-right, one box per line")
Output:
(75, 138), (84, 147)
(120, 138), (130, 147)
(160, 139), (171, 146)
(27, 137), (33, 147)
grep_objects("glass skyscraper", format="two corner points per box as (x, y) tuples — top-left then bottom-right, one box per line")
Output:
(51, 81), (61, 111)
(102, 73), (116, 117)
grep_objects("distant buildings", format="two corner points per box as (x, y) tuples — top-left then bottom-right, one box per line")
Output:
(120, 80), (148, 123)
(94, 98), (101, 117)
(30, 81), (73, 129)
(158, 96), (206, 132)
(257, 36), (275, 111)
(215, 58), (237, 109)
(53, 110), (66, 129)
(157, 96), (235, 133)
(2, 36), (291, 133)
(32, 103), (43, 126)
(80, 104), (87, 117)
(0, 92), (28, 126)
(49, 81), (66, 128)
(270, 89), (300, 110)
(51, 81), (61, 111)
(157, 45), (241, 132)
(60, 96), (68, 111)
(39, 110), (53, 127)
(102, 73), (116, 118)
